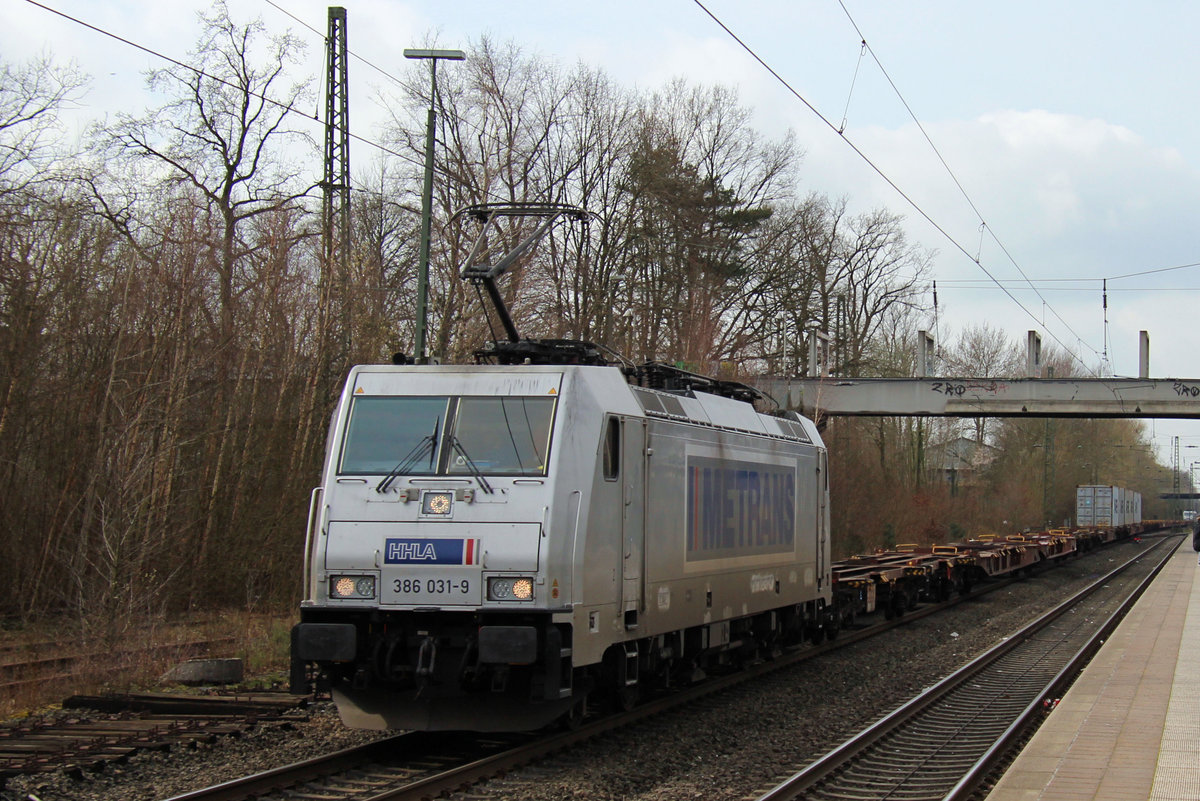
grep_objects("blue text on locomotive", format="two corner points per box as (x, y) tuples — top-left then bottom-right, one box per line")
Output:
(383, 538), (480, 565)
(686, 456), (796, 561)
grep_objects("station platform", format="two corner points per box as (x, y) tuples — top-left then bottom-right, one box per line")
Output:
(986, 539), (1200, 801)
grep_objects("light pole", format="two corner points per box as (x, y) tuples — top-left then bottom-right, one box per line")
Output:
(1191, 461), (1200, 516)
(404, 48), (465, 363)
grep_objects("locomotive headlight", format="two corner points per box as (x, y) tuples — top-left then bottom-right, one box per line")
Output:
(330, 575), (376, 599)
(487, 576), (535, 601)
(421, 491), (453, 516)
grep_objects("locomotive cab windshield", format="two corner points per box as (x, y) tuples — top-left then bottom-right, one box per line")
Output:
(340, 394), (557, 479)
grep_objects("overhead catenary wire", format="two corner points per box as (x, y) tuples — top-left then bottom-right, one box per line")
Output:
(690, 0), (1101, 376)
(934, 285), (1200, 292)
(21, 0), (427, 173)
(22, 0), (519, 212)
(261, 0), (529, 210)
(978, 230), (1104, 366)
(1107, 260), (1200, 281)
(838, 39), (866, 134)
(832, 0), (1104, 373)
(938, 262), (1200, 291)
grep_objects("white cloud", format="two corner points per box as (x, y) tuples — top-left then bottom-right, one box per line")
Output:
(760, 106), (1200, 400)
(6, 2), (1200, 388)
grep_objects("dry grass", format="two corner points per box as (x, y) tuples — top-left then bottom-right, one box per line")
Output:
(0, 611), (295, 720)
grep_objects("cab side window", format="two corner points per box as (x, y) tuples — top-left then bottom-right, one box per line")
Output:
(603, 417), (620, 480)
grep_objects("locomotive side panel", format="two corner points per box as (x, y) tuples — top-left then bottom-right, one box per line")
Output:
(634, 421), (827, 638)
(570, 390), (830, 666)
(539, 368), (636, 615)
(566, 378), (650, 667)
(571, 424), (623, 666)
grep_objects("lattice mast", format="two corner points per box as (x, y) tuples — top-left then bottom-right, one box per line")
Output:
(322, 6), (351, 355)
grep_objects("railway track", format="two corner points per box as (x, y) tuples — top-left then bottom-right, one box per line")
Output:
(162, 729), (542, 801)
(7, 537), (1170, 800)
(155, 553), (1075, 801)
(754, 534), (1181, 801)
(0, 692), (306, 786)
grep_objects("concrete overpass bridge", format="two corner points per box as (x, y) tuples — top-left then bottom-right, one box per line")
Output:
(755, 329), (1200, 421)
(750, 330), (1200, 507)
(755, 375), (1200, 420)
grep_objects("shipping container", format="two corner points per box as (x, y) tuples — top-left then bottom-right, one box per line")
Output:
(1076, 485), (1142, 527)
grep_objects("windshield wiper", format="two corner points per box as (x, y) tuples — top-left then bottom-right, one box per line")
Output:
(450, 437), (495, 495)
(376, 417), (440, 494)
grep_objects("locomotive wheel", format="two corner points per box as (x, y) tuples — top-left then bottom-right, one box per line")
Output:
(559, 696), (588, 730)
(600, 646), (641, 712)
(615, 683), (640, 712)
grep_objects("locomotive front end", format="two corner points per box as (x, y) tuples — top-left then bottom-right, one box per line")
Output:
(292, 365), (581, 731)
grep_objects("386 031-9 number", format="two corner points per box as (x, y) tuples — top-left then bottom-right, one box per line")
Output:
(392, 577), (471, 594)
(383, 570), (480, 604)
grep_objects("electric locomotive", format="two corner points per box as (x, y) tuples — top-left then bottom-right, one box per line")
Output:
(291, 204), (833, 731)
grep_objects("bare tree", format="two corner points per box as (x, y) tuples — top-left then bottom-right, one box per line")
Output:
(99, 0), (313, 352)
(832, 208), (932, 375)
(0, 55), (86, 205)
(944, 323), (1021, 378)
(941, 323), (1021, 443)
(91, 1), (317, 602)
(530, 64), (637, 347)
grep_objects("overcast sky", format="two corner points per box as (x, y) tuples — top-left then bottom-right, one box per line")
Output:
(6, 0), (1200, 465)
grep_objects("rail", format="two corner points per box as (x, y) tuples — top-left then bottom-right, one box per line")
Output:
(754, 535), (1181, 801)
(159, 551), (1089, 801)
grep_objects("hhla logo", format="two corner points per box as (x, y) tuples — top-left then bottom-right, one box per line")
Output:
(387, 541), (437, 561)
(383, 537), (479, 565)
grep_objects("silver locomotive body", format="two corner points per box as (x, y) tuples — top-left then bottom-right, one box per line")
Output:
(292, 363), (830, 731)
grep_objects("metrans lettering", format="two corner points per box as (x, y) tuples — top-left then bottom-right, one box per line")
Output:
(686, 456), (796, 561)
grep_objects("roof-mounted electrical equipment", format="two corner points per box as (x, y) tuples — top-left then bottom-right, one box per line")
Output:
(454, 202), (611, 366)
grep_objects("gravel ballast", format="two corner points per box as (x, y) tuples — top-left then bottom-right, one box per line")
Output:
(0, 538), (1165, 801)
